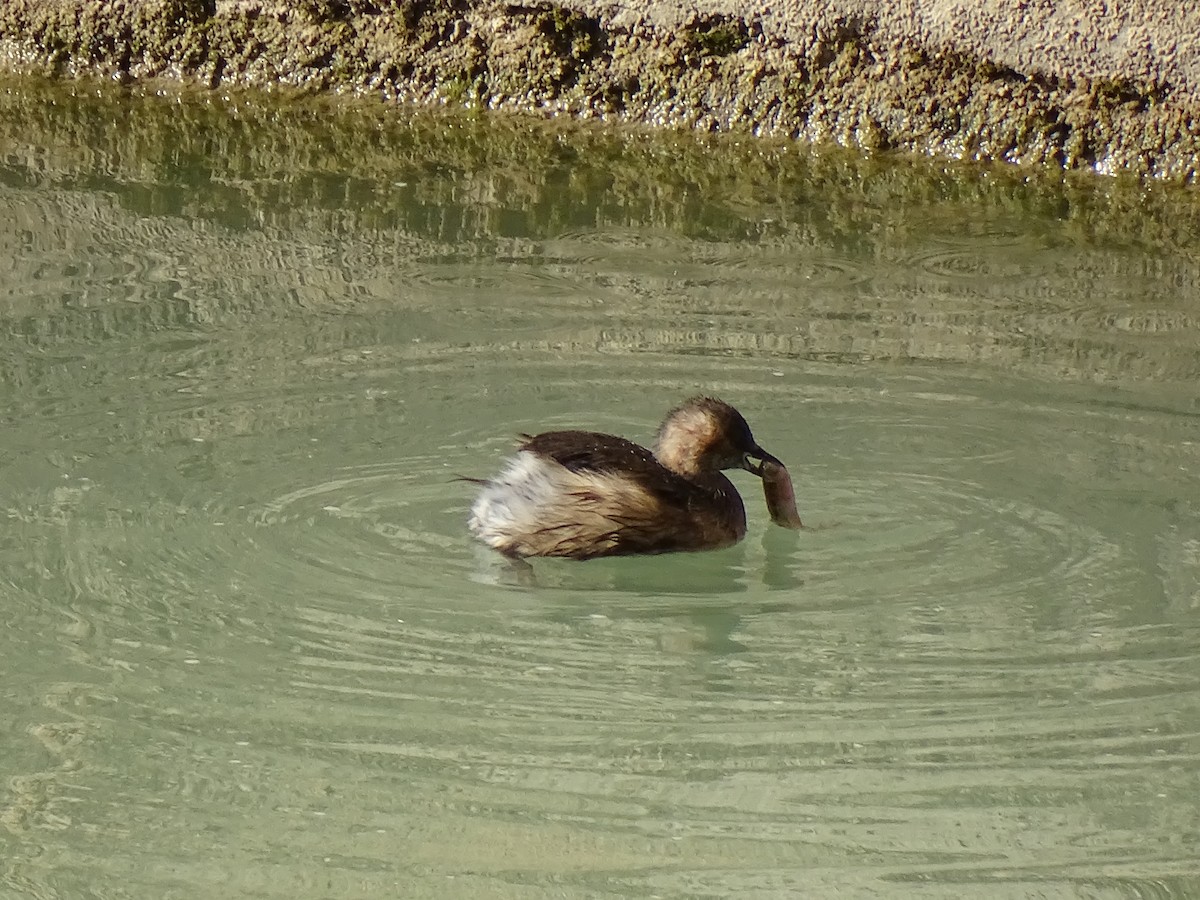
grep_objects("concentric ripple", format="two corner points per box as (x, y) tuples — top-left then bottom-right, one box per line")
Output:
(4, 120), (1200, 895)
(6, 327), (1199, 893)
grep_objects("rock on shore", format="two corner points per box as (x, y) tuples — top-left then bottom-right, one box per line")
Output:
(1, 0), (1197, 180)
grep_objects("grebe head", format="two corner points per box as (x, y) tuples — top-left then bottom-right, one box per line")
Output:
(653, 396), (783, 477)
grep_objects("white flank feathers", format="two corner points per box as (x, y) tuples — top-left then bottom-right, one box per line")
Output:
(467, 450), (651, 557)
(468, 451), (569, 551)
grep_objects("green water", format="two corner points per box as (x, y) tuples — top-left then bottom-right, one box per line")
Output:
(2, 78), (1199, 898)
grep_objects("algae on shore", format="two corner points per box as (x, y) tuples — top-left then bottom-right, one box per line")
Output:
(1, 0), (1198, 181)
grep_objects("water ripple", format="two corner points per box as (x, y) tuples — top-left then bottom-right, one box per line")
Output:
(3, 334), (1198, 895)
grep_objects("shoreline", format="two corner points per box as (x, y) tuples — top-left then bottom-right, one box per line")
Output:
(1, 0), (1198, 182)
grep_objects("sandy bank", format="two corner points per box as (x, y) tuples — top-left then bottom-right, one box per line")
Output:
(1, 0), (1197, 181)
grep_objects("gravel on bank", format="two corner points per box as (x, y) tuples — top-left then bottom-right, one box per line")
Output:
(1, 0), (1197, 181)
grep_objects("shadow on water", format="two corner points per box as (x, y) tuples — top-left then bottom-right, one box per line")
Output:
(1, 76), (1199, 898)
(477, 533), (810, 658)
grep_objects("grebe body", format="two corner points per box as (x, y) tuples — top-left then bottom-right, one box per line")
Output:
(467, 397), (789, 561)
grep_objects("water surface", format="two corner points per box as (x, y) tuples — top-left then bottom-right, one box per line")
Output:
(1, 79), (1199, 898)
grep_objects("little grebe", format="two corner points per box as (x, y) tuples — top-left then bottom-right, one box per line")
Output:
(467, 396), (797, 560)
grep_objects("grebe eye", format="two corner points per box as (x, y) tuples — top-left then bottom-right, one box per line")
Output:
(740, 452), (764, 476)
